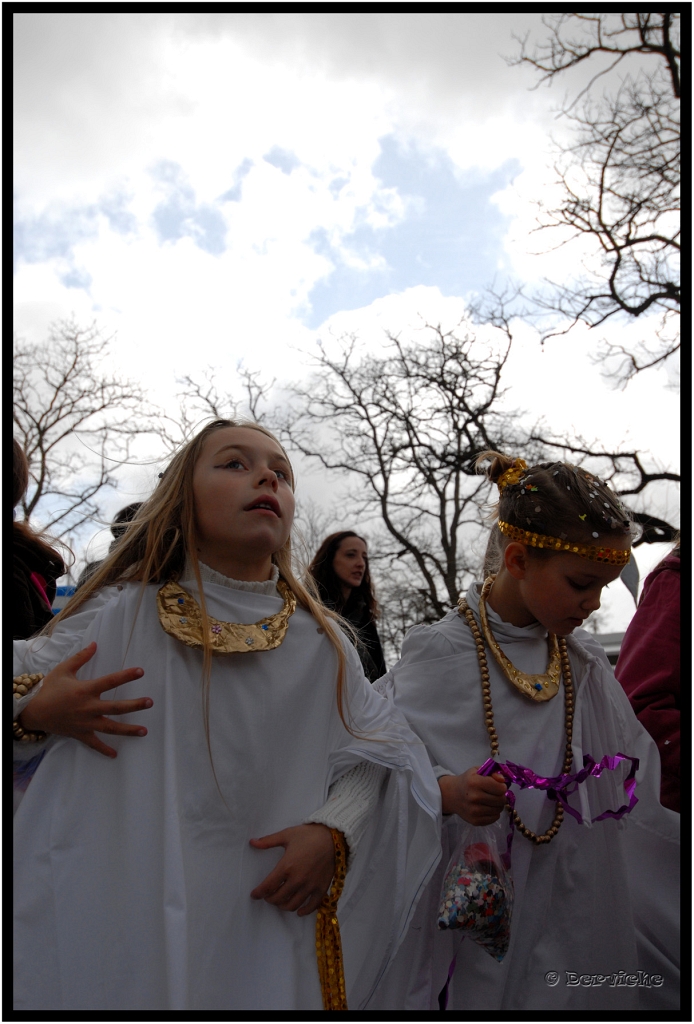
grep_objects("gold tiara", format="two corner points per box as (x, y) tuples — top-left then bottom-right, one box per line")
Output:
(496, 458), (528, 491)
(497, 521), (631, 566)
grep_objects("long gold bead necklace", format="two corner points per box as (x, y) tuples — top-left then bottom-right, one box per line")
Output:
(458, 578), (575, 845)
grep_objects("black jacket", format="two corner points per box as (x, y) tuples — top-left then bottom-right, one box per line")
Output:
(328, 590), (387, 683)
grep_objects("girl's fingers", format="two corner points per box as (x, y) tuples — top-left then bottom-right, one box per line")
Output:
(81, 733), (118, 758)
(249, 830), (288, 850)
(100, 697), (153, 716)
(88, 668), (145, 694)
(297, 892), (325, 917)
(476, 793), (507, 808)
(96, 719), (148, 737)
(263, 881), (303, 908)
(250, 864), (289, 900)
(273, 887), (310, 912)
(62, 642), (98, 672)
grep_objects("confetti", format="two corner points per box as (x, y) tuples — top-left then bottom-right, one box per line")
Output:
(553, 470), (559, 476)
(592, 532), (599, 538)
(579, 514), (587, 520)
(534, 506), (541, 512)
(437, 843), (513, 962)
(604, 503), (610, 508)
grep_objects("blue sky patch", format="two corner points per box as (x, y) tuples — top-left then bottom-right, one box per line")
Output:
(219, 158), (254, 203)
(304, 135), (520, 328)
(60, 266), (93, 290)
(263, 147), (301, 175)
(99, 191), (138, 235)
(14, 204), (98, 269)
(14, 189), (136, 280)
(151, 161), (227, 256)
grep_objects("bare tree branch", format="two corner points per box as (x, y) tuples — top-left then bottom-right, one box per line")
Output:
(151, 364), (276, 456)
(13, 318), (153, 540)
(511, 13), (680, 385)
(283, 321), (530, 634)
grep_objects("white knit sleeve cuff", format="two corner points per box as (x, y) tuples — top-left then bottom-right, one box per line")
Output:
(13, 680), (44, 722)
(304, 760), (388, 867)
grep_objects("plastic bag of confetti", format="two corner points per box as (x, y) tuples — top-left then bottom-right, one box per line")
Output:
(436, 819), (514, 962)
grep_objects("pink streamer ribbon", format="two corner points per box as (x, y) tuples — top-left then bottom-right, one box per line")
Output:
(478, 752), (640, 828)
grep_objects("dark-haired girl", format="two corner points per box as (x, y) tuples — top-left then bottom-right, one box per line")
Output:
(371, 452), (679, 1012)
(308, 531), (386, 682)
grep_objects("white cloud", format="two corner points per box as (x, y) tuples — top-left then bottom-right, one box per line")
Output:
(14, 13), (678, 635)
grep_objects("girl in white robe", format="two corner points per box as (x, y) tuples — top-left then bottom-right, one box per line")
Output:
(370, 452), (679, 1012)
(13, 419), (442, 1012)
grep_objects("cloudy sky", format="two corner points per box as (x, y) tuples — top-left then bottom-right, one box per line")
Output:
(14, 13), (679, 629)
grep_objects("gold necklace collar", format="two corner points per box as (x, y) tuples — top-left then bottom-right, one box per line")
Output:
(458, 584), (575, 845)
(157, 578), (296, 653)
(474, 575), (561, 702)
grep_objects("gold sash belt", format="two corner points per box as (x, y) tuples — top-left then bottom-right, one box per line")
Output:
(316, 828), (348, 1011)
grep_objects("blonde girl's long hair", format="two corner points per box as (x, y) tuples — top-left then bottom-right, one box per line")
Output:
(52, 419), (358, 740)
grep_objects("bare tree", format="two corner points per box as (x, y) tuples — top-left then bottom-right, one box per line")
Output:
(512, 13), (680, 384)
(13, 318), (151, 540)
(153, 366), (275, 455)
(526, 433), (680, 546)
(283, 320), (533, 628)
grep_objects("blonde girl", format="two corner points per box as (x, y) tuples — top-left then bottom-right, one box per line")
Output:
(370, 452), (679, 1012)
(13, 420), (441, 1012)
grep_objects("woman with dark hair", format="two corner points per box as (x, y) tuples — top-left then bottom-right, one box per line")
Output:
(308, 531), (386, 682)
(13, 439), (66, 640)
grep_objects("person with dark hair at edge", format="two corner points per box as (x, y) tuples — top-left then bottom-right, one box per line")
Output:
(12, 438), (66, 641)
(308, 531), (386, 682)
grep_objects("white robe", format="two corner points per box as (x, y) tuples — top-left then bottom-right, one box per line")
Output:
(13, 578), (442, 1012)
(370, 582), (680, 1012)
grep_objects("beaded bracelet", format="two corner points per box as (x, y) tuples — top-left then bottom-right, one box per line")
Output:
(13, 673), (48, 743)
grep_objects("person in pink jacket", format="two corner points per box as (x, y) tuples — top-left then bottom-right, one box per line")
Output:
(615, 543), (680, 813)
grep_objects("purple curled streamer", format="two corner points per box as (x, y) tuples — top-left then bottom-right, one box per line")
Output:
(477, 752), (640, 827)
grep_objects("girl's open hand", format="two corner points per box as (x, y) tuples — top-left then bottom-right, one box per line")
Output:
(439, 766), (507, 825)
(18, 642), (152, 758)
(249, 823), (336, 916)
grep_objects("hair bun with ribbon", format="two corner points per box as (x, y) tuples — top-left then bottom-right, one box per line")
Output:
(497, 458), (528, 492)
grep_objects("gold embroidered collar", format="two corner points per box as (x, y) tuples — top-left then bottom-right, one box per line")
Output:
(475, 575), (561, 702)
(157, 578), (296, 653)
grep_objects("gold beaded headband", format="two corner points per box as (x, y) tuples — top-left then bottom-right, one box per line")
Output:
(496, 458), (528, 491)
(498, 520), (631, 566)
